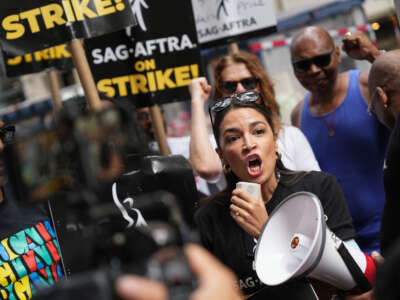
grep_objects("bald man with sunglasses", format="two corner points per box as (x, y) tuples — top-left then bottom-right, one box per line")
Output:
(290, 26), (390, 255)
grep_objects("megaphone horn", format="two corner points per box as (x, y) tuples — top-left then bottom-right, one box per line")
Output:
(254, 192), (375, 293)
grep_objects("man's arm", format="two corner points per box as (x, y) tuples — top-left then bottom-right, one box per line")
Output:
(342, 31), (383, 104)
(291, 99), (304, 128)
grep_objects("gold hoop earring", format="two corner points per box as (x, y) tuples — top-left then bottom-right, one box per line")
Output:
(223, 164), (231, 174)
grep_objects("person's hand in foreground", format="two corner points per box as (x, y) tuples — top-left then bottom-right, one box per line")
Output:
(115, 244), (243, 300)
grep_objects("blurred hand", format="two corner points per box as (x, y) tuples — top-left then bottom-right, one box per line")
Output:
(230, 188), (268, 238)
(345, 251), (384, 300)
(115, 244), (243, 300)
(186, 244), (242, 300)
(189, 77), (212, 103)
(341, 31), (380, 63)
(116, 275), (167, 300)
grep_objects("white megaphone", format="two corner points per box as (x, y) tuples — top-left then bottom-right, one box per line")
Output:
(254, 192), (375, 293)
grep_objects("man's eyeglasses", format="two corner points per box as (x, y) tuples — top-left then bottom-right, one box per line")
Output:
(220, 77), (259, 94)
(292, 49), (334, 73)
(0, 125), (15, 145)
(209, 91), (262, 129)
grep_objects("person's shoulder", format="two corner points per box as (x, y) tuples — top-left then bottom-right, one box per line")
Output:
(290, 100), (304, 128)
(279, 125), (304, 138)
(300, 170), (337, 186)
(195, 192), (228, 216)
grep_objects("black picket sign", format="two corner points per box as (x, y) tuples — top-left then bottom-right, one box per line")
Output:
(3, 43), (74, 77)
(84, 0), (203, 107)
(0, 0), (136, 55)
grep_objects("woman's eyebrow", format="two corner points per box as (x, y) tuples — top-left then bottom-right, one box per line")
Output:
(222, 128), (240, 136)
(249, 120), (266, 128)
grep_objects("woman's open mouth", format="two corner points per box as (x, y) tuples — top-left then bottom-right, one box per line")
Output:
(247, 155), (263, 177)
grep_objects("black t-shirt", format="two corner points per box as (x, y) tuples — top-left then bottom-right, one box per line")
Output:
(381, 117), (400, 256)
(194, 171), (356, 295)
(0, 182), (50, 239)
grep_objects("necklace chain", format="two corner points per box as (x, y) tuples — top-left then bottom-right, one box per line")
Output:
(321, 110), (336, 136)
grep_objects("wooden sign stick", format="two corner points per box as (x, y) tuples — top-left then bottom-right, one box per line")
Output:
(47, 69), (62, 112)
(69, 39), (102, 112)
(228, 42), (239, 54)
(149, 105), (171, 155)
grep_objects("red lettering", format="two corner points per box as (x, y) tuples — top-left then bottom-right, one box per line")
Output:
(45, 241), (60, 262)
(35, 223), (51, 242)
(21, 250), (37, 273)
(50, 262), (59, 282)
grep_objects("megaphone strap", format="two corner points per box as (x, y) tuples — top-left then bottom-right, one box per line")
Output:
(337, 243), (372, 293)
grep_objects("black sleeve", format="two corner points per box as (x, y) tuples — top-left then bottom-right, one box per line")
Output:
(313, 172), (357, 241)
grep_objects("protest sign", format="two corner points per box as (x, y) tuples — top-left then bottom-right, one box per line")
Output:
(192, 0), (277, 48)
(0, 0), (135, 55)
(3, 43), (73, 77)
(84, 0), (202, 107)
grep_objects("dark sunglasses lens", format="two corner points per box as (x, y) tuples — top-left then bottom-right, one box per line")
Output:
(221, 82), (237, 94)
(293, 60), (311, 73)
(241, 78), (258, 90)
(314, 53), (332, 68)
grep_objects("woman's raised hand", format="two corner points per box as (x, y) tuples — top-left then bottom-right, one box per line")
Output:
(189, 77), (212, 103)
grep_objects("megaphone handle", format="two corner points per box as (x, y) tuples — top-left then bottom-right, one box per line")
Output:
(337, 243), (372, 293)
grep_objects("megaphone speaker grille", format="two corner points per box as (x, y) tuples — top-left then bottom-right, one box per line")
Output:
(255, 192), (325, 286)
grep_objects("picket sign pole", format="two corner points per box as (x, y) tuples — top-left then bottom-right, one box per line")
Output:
(228, 42), (239, 54)
(150, 105), (171, 155)
(72, 68), (81, 85)
(47, 69), (63, 112)
(69, 39), (102, 112)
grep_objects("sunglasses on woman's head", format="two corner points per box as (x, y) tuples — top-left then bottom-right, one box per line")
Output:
(220, 77), (259, 94)
(292, 48), (334, 73)
(209, 91), (262, 113)
(209, 91), (262, 130)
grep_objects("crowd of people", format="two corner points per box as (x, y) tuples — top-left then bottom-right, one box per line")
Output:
(1, 24), (400, 300)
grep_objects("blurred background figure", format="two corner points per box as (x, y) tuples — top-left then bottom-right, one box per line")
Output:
(0, 120), (63, 299)
(368, 49), (400, 256)
(135, 106), (217, 198)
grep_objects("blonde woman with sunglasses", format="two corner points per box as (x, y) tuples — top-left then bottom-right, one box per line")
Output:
(189, 51), (320, 192)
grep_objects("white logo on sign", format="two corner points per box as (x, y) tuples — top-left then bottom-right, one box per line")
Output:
(112, 182), (148, 228)
(130, 0), (149, 32)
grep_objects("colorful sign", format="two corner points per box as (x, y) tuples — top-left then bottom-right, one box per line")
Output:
(0, 0), (135, 54)
(0, 221), (63, 300)
(191, 0), (277, 48)
(84, 0), (202, 107)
